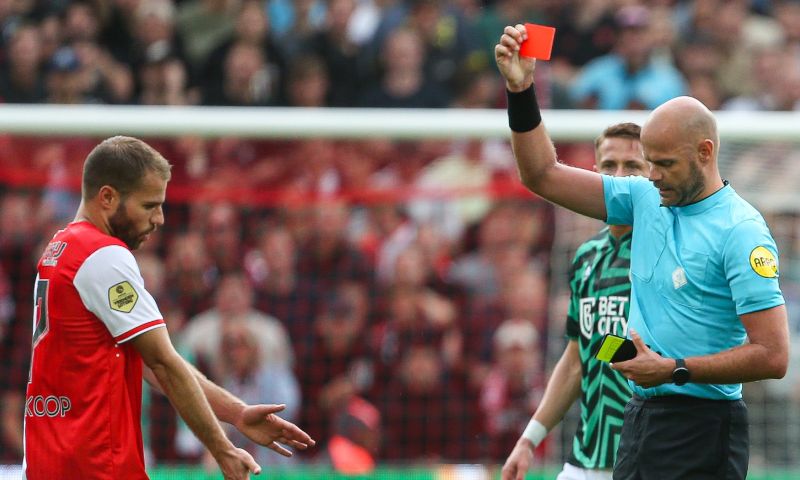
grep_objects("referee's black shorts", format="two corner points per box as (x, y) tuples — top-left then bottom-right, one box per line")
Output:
(613, 394), (748, 480)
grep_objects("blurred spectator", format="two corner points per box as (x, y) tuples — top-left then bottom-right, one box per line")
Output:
(370, 204), (417, 283)
(295, 288), (375, 449)
(358, 26), (448, 107)
(316, 396), (381, 474)
(100, 0), (142, 66)
(201, 0), (284, 106)
(303, 0), (369, 107)
(245, 224), (313, 345)
(545, 0), (616, 69)
(403, 0), (484, 92)
(203, 201), (245, 273)
(284, 139), (342, 196)
(164, 231), (218, 317)
(370, 277), (462, 388)
(45, 46), (95, 104)
(450, 64), (502, 108)
(675, 0), (781, 99)
(136, 43), (192, 105)
(723, 49), (800, 111)
(379, 344), (479, 461)
(0, 24), (46, 103)
(267, 0), (325, 43)
(0, 264), (14, 345)
(176, 0), (238, 75)
(368, 140), (434, 190)
(62, 1), (134, 103)
(180, 272), (293, 380)
(282, 54), (330, 107)
(130, 0), (194, 103)
(0, 262), (22, 462)
(464, 268), (549, 387)
(0, 192), (38, 464)
(295, 200), (374, 301)
(202, 40), (277, 106)
(675, 35), (724, 81)
(407, 139), (494, 241)
(569, 5), (686, 110)
(475, 0), (545, 65)
(447, 202), (541, 301)
(774, 0), (800, 46)
(480, 319), (546, 461)
(213, 320), (301, 467)
(686, 73), (723, 111)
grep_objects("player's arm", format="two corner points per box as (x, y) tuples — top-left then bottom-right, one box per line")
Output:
(132, 328), (261, 478)
(495, 24), (606, 220)
(528, 340), (583, 432)
(501, 341), (582, 480)
(1, 391), (24, 455)
(614, 307), (788, 388)
(143, 360), (314, 455)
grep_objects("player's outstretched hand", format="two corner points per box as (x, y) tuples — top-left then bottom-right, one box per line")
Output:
(610, 329), (674, 388)
(216, 446), (261, 480)
(501, 438), (535, 480)
(233, 404), (316, 456)
(495, 24), (537, 91)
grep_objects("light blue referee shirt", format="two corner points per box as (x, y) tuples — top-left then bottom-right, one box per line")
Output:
(602, 175), (785, 400)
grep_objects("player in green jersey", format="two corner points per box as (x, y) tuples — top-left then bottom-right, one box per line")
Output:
(501, 123), (647, 480)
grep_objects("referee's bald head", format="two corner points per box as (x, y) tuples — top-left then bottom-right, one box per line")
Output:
(642, 96), (719, 161)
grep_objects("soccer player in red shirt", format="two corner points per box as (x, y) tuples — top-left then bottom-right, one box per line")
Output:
(24, 136), (314, 480)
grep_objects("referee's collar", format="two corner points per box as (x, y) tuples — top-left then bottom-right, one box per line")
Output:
(670, 181), (732, 216)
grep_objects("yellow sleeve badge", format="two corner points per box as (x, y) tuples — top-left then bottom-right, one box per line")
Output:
(108, 281), (139, 313)
(749, 246), (778, 278)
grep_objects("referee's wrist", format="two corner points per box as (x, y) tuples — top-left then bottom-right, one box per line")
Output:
(506, 79), (533, 93)
(506, 84), (542, 133)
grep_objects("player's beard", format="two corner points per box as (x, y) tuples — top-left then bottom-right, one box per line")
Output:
(109, 202), (149, 250)
(672, 159), (705, 207)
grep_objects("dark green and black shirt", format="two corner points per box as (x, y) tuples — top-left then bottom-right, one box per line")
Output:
(565, 228), (633, 470)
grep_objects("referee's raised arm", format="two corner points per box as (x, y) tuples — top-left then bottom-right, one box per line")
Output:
(495, 24), (607, 221)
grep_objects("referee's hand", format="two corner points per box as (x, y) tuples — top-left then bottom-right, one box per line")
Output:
(610, 329), (674, 388)
(495, 24), (536, 92)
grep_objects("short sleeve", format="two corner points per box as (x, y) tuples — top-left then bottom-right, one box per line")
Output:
(723, 220), (785, 315)
(603, 175), (649, 225)
(74, 245), (164, 343)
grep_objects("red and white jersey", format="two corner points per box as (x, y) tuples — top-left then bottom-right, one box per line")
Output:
(24, 221), (165, 480)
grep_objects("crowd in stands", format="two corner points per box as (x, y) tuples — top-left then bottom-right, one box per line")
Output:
(3, 0), (800, 471)
(0, 0), (799, 110)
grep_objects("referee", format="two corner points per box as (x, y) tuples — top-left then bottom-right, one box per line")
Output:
(495, 25), (788, 480)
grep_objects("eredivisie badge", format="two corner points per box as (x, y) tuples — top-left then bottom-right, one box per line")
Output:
(108, 281), (139, 313)
(749, 246), (778, 278)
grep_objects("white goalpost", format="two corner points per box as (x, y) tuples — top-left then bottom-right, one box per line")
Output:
(0, 104), (797, 141)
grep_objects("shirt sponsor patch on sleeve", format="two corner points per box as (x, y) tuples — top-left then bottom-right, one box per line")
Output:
(749, 246), (778, 278)
(108, 281), (139, 313)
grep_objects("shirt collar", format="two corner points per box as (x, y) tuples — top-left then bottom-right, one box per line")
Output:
(670, 180), (732, 216)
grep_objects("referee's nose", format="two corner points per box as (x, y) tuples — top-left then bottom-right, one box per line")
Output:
(648, 164), (662, 182)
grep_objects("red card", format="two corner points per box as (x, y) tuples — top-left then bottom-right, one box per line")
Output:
(519, 23), (555, 60)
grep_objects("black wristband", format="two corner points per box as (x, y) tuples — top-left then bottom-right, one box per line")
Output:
(506, 84), (542, 133)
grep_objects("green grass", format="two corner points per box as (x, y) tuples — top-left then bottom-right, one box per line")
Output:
(146, 466), (800, 479)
